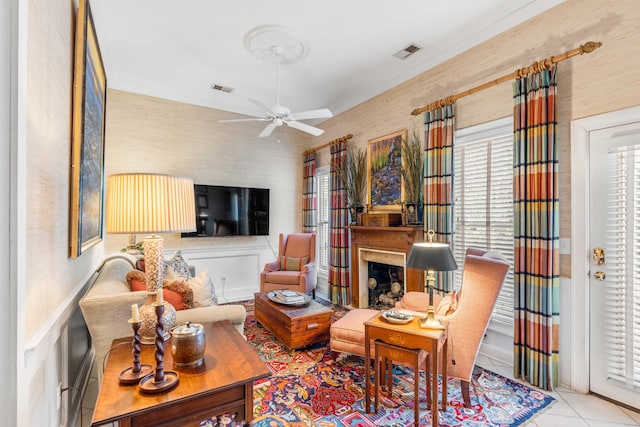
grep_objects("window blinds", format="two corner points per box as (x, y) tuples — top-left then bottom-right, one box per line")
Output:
(317, 171), (330, 272)
(453, 119), (514, 333)
(603, 145), (640, 389)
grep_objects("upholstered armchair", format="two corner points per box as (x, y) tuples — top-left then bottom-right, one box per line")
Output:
(260, 233), (317, 298)
(395, 247), (509, 407)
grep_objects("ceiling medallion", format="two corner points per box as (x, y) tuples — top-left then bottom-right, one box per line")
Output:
(244, 25), (307, 64)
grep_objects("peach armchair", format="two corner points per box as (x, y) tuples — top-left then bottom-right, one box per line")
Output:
(395, 248), (509, 407)
(260, 233), (317, 298)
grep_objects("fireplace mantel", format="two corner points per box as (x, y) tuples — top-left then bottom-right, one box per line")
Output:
(347, 225), (425, 308)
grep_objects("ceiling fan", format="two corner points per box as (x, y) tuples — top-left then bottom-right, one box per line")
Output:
(219, 46), (333, 138)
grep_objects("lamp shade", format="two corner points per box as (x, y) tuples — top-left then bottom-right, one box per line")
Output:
(406, 242), (458, 271)
(106, 173), (196, 234)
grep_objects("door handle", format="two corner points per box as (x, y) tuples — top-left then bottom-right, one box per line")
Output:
(594, 271), (606, 281)
(593, 247), (605, 265)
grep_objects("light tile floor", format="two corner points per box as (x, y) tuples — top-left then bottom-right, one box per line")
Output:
(76, 355), (640, 427)
(475, 354), (640, 427)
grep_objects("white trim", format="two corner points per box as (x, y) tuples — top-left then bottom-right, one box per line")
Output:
(1, 0), (17, 423)
(455, 116), (512, 143)
(570, 105), (640, 393)
(14, 0), (28, 423)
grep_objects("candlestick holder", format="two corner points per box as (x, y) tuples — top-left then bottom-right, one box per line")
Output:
(119, 319), (154, 385)
(139, 302), (179, 393)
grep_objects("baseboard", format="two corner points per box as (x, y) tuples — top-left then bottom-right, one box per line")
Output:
(479, 341), (512, 366)
(216, 284), (259, 304)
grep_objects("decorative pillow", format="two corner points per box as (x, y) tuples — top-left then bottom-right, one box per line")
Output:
(163, 279), (194, 310)
(435, 291), (458, 316)
(279, 255), (310, 271)
(125, 269), (146, 287)
(186, 269), (218, 307)
(164, 250), (191, 279)
(398, 291), (429, 312)
(125, 270), (192, 311)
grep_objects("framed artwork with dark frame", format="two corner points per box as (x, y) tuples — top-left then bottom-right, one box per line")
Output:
(367, 129), (407, 212)
(69, 0), (107, 258)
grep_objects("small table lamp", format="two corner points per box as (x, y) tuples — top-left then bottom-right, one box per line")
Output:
(406, 230), (458, 329)
(106, 173), (196, 344)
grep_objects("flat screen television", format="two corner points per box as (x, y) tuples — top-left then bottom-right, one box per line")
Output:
(182, 184), (269, 237)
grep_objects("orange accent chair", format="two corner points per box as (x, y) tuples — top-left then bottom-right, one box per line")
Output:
(395, 248), (509, 407)
(260, 233), (317, 298)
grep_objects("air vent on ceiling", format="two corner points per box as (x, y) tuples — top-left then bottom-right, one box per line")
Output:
(392, 43), (421, 60)
(211, 83), (234, 93)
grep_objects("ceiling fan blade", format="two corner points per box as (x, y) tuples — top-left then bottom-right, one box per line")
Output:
(286, 120), (325, 136)
(259, 122), (278, 138)
(218, 118), (270, 123)
(249, 98), (275, 116)
(289, 108), (333, 121)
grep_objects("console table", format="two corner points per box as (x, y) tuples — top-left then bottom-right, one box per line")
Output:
(364, 314), (448, 427)
(91, 320), (270, 427)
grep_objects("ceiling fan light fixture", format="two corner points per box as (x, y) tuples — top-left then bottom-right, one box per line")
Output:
(219, 25), (331, 138)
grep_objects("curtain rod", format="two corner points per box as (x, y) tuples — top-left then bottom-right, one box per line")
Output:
(304, 133), (353, 155)
(410, 41), (602, 116)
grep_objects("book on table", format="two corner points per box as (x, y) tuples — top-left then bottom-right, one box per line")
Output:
(274, 290), (305, 303)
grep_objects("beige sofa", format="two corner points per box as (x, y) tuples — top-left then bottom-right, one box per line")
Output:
(79, 254), (246, 381)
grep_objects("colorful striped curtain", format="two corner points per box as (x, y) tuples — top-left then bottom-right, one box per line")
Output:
(329, 141), (351, 305)
(513, 65), (560, 390)
(424, 104), (456, 292)
(302, 152), (317, 233)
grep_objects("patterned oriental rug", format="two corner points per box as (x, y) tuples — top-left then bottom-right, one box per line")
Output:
(203, 301), (554, 427)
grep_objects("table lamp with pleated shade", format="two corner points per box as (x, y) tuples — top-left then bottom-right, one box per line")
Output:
(106, 173), (196, 344)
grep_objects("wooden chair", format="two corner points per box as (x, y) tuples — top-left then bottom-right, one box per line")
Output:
(374, 340), (427, 424)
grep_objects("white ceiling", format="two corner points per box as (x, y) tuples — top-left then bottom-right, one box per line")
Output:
(90, 0), (565, 121)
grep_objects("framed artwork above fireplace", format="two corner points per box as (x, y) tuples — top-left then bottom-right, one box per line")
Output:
(367, 129), (406, 212)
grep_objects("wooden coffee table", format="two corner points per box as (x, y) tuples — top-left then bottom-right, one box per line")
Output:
(254, 292), (333, 350)
(91, 320), (270, 427)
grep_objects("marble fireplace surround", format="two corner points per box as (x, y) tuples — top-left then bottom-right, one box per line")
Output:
(347, 226), (425, 308)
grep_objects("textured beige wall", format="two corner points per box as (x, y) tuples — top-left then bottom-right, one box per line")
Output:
(26, 0), (105, 338)
(23, 0), (107, 423)
(316, 0), (640, 279)
(104, 89), (312, 252)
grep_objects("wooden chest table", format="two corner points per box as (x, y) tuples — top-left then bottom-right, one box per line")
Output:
(254, 292), (333, 350)
(91, 320), (270, 427)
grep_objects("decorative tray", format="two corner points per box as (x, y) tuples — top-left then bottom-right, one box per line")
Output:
(267, 290), (311, 306)
(381, 309), (414, 324)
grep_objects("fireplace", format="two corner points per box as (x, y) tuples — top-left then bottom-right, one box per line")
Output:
(366, 260), (405, 309)
(360, 249), (406, 309)
(347, 226), (424, 308)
